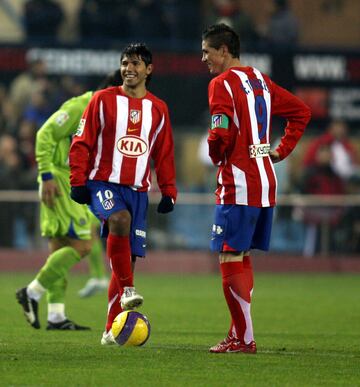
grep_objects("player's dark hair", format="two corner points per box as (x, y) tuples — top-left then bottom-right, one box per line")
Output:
(120, 42), (153, 85)
(202, 23), (240, 58)
(97, 69), (122, 90)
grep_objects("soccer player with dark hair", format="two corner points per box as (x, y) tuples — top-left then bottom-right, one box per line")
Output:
(69, 43), (177, 345)
(201, 24), (311, 353)
(15, 70), (123, 330)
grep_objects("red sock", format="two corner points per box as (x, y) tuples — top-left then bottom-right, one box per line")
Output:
(107, 233), (133, 288)
(220, 261), (254, 344)
(243, 255), (254, 295)
(226, 256), (254, 339)
(105, 272), (123, 332)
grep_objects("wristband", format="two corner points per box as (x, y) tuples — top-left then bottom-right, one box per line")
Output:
(41, 172), (54, 181)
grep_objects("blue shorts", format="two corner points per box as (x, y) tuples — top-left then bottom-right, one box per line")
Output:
(211, 205), (274, 252)
(87, 181), (148, 257)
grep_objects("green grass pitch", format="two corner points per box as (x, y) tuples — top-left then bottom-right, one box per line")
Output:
(1, 272), (359, 386)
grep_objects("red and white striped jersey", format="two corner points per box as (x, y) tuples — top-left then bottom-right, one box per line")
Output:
(207, 66), (311, 207)
(69, 86), (177, 200)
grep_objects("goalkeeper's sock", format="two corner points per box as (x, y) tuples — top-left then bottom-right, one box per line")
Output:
(105, 273), (123, 333)
(27, 279), (46, 302)
(88, 238), (107, 279)
(220, 261), (254, 344)
(47, 277), (67, 304)
(36, 247), (81, 290)
(107, 234), (133, 288)
(48, 303), (66, 323)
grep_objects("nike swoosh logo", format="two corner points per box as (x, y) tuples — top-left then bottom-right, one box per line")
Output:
(127, 128), (138, 132)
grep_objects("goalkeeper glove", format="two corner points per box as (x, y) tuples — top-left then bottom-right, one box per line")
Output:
(70, 186), (91, 205)
(157, 196), (174, 214)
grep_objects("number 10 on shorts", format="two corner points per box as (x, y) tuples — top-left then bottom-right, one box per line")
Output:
(96, 190), (115, 210)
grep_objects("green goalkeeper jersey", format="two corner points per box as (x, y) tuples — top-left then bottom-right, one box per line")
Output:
(35, 91), (93, 176)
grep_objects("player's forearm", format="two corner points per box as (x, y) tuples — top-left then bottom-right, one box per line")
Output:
(153, 130), (177, 200)
(207, 128), (229, 165)
(69, 166), (88, 186)
(158, 184), (177, 202)
(69, 156), (89, 185)
(272, 86), (311, 160)
(155, 159), (177, 201)
(35, 129), (56, 174)
(276, 112), (311, 160)
(35, 155), (53, 175)
(157, 169), (177, 200)
(69, 143), (90, 186)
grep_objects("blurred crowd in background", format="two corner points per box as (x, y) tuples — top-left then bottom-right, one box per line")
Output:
(17, 0), (357, 49)
(0, 0), (359, 255)
(21, 0), (300, 48)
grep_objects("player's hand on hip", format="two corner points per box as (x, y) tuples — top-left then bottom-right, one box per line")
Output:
(157, 196), (174, 214)
(269, 150), (281, 163)
(70, 186), (91, 205)
(41, 179), (61, 208)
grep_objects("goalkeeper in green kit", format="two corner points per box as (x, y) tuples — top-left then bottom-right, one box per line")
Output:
(15, 72), (120, 330)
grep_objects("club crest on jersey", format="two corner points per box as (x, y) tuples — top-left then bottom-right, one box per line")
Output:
(212, 114), (222, 128)
(211, 114), (229, 129)
(117, 135), (148, 157)
(75, 119), (86, 136)
(129, 109), (141, 124)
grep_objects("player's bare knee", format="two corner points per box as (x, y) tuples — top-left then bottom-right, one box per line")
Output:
(108, 210), (131, 236)
(73, 240), (92, 258)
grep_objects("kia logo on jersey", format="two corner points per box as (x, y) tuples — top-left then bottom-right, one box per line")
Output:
(117, 135), (148, 157)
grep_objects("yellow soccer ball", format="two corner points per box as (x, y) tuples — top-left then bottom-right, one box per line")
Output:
(111, 311), (150, 346)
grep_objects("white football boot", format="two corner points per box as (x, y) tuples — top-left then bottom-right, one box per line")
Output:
(101, 330), (116, 346)
(78, 278), (109, 298)
(120, 287), (143, 310)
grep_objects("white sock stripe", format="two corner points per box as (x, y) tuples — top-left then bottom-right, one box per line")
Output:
(231, 325), (237, 339)
(108, 294), (118, 314)
(229, 286), (254, 344)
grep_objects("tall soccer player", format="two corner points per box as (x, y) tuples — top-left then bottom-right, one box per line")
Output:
(69, 43), (177, 345)
(201, 24), (311, 353)
(15, 71), (122, 330)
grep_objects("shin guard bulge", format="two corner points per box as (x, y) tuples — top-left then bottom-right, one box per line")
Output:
(220, 261), (254, 344)
(243, 255), (254, 294)
(105, 273), (123, 332)
(36, 247), (81, 290)
(107, 234), (133, 288)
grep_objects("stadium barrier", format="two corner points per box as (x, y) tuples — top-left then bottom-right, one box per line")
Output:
(1, 189), (360, 206)
(0, 190), (359, 257)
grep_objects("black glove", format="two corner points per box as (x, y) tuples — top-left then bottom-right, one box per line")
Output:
(70, 186), (91, 205)
(157, 196), (174, 214)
